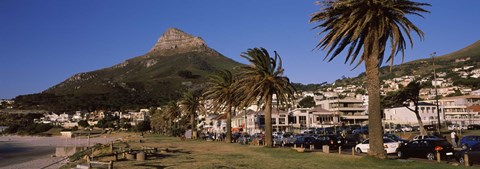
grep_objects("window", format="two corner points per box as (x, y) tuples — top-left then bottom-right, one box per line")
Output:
(299, 116), (306, 125)
(272, 118), (276, 124)
(279, 118), (286, 124)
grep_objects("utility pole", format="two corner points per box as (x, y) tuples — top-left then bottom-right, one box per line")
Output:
(432, 52), (441, 133)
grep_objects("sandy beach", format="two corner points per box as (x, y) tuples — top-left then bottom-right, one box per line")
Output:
(0, 135), (119, 169)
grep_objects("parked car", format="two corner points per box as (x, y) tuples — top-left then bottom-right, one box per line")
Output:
(397, 139), (454, 160)
(352, 126), (368, 134)
(384, 133), (408, 143)
(412, 135), (441, 141)
(455, 142), (480, 166)
(316, 135), (344, 149)
(401, 126), (413, 132)
(292, 136), (322, 148)
(459, 135), (480, 149)
(468, 124), (480, 130)
(423, 125), (437, 131)
(448, 124), (467, 131)
(355, 138), (400, 154)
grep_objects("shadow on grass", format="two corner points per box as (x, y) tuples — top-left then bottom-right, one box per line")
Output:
(133, 162), (172, 169)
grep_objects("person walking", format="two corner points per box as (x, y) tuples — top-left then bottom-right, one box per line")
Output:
(451, 131), (457, 147)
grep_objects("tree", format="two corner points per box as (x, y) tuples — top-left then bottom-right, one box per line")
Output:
(298, 96), (315, 108)
(236, 48), (296, 147)
(180, 91), (201, 139)
(204, 70), (237, 143)
(310, 0), (430, 158)
(78, 120), (90, 128)
(136, 119), (151, 132)
(165, 101), (181, 136)
(383, 81), (427, 135)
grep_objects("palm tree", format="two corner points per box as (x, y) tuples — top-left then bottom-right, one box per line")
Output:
(236, 47), (296, 147)
(165, 101), (181, 136)
(310, 0), (430, 158)
(180, 91), (201, 139)
(204, 70), (237, 143)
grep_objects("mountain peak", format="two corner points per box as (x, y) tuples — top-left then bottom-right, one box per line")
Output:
(148, 28), (206, 53)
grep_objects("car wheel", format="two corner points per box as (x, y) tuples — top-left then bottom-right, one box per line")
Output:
(462, 144), (468, 150)
(426, 152), (435, 160)
(356, 148), (362, 153)
(397, 150), (405, 159)
(458, 156), (465, 164)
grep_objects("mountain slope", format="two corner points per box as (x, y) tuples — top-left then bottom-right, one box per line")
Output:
(16, 28), (242, 111)
(332, 40), (480, 89)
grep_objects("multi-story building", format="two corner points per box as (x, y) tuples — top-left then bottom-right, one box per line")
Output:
(439, 95), (480, 126)
(316, 98), (367, 125)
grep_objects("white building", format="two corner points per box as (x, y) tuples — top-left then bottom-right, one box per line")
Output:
(383, 102), (442, 125)
(439, 95), (480, 126)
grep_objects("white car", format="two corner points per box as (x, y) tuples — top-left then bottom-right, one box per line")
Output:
(401, 126), (413, 132)
(355, 138), (400, 154)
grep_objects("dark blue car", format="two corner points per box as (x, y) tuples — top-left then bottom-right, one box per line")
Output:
(459, 135), (480, 149)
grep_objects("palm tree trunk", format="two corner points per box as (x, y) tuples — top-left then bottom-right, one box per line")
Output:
(365, 49), (386, 159)
(191, 112), (196, 139)
(226, 105), (232, 143)
(264, 95), (273, 147)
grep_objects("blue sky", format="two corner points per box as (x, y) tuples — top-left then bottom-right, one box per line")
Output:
(1, 1), (479, 99)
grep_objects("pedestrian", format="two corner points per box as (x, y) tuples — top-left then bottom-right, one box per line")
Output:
(451, 131), (457, 147)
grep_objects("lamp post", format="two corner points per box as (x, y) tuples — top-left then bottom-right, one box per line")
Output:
(432, 52), (441, 133)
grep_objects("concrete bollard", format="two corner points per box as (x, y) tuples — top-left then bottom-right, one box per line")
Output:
(301, 144), (304, 148)
(86, 156), (91, 168)
(436, 151), (441, 163)
(126, 153), (136, 160)
(322, 145), (330, 153)
(137, 151), (146, 161)
(310, 145), (314, 151)
(113, 152), (118, 161)
(352, 147), (355, 156)
(338, 146), (342, 154)
(464, 153), (470, 166)
(294, 144), (297, 148)
(108, 161), (114, 169)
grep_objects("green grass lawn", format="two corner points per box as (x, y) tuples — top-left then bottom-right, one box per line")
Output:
(62, 133), (472, 169)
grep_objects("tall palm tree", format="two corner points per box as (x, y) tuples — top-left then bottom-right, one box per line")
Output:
(180, 91), (201, 139)
(310, 0), (430, 158)
(204, 70), (237, 143)
(236, 47), (296, 147)
(165, 101), (181, 136)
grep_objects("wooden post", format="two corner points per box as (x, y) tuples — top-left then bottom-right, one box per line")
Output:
(352, 147), (355, 156)
(464, 153), (470, 166)
(436, 151), (441, 163)
(108, 161), (113, 169)
(338, 146), (342, 154)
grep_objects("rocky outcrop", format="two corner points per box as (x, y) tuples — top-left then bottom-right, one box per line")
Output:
(148, 28), (207, 54)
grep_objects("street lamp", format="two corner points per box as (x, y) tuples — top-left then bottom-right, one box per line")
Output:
(432, 52), (442, 133)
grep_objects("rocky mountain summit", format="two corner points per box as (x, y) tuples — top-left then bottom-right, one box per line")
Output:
(148, 28), (207, 54)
